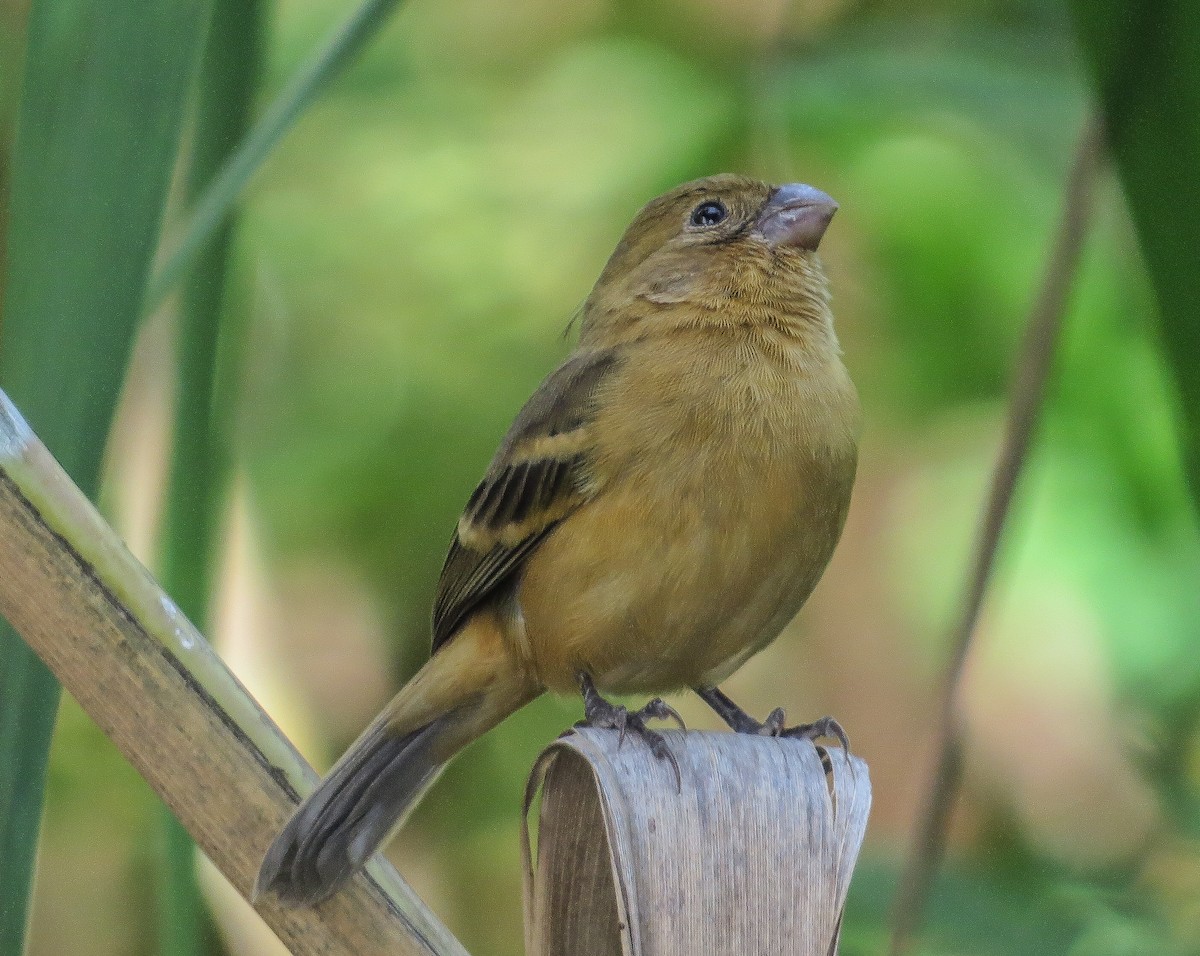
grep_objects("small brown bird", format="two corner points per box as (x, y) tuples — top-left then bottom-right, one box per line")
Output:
(257, 174), (860, 905)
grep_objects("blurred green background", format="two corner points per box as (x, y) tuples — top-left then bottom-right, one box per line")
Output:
(2, 0), (1199, 954)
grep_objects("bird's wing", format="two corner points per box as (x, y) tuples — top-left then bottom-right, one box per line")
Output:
(431, 348), (620, 652)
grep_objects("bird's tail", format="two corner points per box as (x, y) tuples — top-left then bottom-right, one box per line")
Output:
(255, 611), (538, 906)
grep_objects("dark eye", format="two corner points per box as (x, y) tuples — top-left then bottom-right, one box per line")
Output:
(690, 200), (727, 228)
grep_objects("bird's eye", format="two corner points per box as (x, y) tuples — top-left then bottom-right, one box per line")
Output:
(690, 201), (728, 228)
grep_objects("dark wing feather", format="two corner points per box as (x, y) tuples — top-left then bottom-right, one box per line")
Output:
(431, 348), (619, 651)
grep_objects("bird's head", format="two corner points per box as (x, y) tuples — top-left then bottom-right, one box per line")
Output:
(581, 174), (839, 341)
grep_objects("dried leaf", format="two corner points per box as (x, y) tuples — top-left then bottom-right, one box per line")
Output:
(524, 727), (871, 956)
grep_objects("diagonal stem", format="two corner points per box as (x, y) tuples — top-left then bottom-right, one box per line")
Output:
(0, 387), (468, 955)
(886, 113), (1107, 956)
(143, 0), (410, 312)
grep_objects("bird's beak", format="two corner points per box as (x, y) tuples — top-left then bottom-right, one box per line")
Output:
(753, 183), (838, 251)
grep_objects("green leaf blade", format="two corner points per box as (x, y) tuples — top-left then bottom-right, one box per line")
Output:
(0, 2), (212, 951)
(1068, 1), (1200, 499)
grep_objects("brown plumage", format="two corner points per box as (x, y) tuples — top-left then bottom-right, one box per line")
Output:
(256, 174), (860, 905)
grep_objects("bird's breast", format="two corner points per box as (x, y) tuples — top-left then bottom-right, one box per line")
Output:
(591, 330), (857, 501)
(515, 329), (859, 695)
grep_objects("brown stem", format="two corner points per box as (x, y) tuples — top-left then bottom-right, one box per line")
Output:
(886, 113), (1108, 956)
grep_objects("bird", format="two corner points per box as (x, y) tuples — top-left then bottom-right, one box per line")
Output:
(256, 173), (860, 906)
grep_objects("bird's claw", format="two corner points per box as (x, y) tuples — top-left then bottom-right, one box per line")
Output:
(734, 707), (850, 761)
(638, 697), (687, 732)
(760, 707), (787, 736)
(779, 714), (850, 754)
(574, 696), (628, 742)
(696, 687), (848, 776)
(576, 676), (684, 792)
(776, 715), (848, 775)
(627, 715), (682, 793)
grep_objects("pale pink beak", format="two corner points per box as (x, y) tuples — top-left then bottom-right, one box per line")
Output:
(754, 183), (838, 251)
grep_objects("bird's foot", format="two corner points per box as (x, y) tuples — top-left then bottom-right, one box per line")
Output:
(696, 686), (849, 770)
(760, 710), (850, 752)
(576, 672), (684, 791)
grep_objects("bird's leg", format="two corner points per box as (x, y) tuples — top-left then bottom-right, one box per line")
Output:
(576, 670), (629, 742)
(575, 672), (684, 790)
(695, 685), (850, 756)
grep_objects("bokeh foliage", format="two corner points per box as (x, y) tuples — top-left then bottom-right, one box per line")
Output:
(1, 0), (1199, 954)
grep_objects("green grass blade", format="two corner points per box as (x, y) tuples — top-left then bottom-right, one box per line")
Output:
(0, 1), (211, 951)
(157, 821), (210, 956)
(155, 1), (264, 953)
(1068, 2), (1200, 499)
(144, 0), (409, 313)
(0, 655), (57, 956)
(163, 0), (264, 621)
